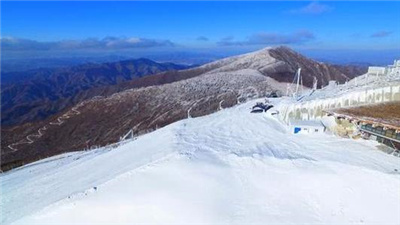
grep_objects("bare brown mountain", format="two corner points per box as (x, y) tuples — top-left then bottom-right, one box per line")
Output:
(1, 46), (367, 171)
(266, 47), (366, 87)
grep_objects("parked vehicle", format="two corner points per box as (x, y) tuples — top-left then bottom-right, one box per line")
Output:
(251, 102), (274, 113)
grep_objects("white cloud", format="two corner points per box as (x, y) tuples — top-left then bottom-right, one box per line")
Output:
(288, 2), (333, 15)
(1, 37), (175, 51)
(370, 31), (392, 38)
(217, 31), (315, 46)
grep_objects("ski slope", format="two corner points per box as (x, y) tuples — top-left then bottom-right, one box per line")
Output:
(1, 98), (400, 225)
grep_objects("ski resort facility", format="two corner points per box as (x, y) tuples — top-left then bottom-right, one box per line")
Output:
(2, 52), (400, 225)
(289, 120), (325, 134)
(2, 1), (400, 224)
(276, 59), (400, 154)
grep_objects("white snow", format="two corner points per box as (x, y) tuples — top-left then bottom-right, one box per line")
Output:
(196, 47), (282, 75)
(299, 66), (400, 103)
(1, 98), (400, 225)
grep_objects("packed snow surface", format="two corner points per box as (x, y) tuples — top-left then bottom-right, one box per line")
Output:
(1, 98), (400, 225)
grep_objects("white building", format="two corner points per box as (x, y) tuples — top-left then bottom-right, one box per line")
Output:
(289, 120), (326, 134)
(367, 59), (400, 76)
(387, 59), (400, 75)
(367, 66), (386, 75)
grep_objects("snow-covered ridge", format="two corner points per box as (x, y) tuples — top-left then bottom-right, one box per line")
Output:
(2, 98), (400, 225)
(195, 46), (284, 75)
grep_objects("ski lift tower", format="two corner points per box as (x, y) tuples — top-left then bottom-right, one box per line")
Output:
(312, 76), (318, 91)
(293, 68), (302, 99)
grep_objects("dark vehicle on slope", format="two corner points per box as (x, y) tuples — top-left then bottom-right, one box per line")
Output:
(251, 102), (273, 113)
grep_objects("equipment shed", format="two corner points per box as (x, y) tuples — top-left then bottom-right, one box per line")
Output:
(289, 120), (326, 134)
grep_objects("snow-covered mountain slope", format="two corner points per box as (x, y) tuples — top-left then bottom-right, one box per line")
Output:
(1, 68), (282, 171)
(2, 98), (399, 225)
(2, 46), (366, 172)
(197, 46), (362, 88)
(197, 47), (279, 73)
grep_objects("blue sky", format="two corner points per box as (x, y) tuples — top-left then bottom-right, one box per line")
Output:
(1, 1), (399, 63)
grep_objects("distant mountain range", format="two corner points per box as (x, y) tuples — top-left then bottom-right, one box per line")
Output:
(1, 52), (222, 73)
(1, 55), (134, 73)
(1, 58), (190, 125)
(1, 46), (367, 171)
